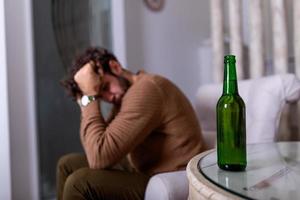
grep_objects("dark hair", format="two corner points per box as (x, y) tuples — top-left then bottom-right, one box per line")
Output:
(61, 47), (118, 100)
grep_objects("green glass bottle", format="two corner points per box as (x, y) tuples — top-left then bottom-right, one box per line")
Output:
(216, 55), (247, 171)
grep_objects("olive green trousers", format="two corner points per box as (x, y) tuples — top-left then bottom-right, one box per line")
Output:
(56, 153), (150, 200)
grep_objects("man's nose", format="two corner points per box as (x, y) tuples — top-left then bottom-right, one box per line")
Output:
(102, 92), (113, 102)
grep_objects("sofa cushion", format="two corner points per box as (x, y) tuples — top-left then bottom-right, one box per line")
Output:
(195, 74), (300, 147)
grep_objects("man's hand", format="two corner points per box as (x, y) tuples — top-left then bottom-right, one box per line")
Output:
(74, 61), (104, 96)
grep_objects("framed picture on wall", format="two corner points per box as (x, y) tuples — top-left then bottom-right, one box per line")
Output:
(144, 0), (165, 11)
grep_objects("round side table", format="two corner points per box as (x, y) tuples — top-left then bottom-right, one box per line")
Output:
(187, 142), (300, 200)
(187, 150), (242, 200)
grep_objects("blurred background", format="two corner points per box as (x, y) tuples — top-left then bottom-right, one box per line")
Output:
(0, 0), (299, 199)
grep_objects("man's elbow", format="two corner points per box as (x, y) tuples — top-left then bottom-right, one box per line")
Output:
(86, 154), (112, 169)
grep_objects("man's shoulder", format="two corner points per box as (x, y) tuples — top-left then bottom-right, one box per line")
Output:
(137, 72), (171, 88)
(121, 73), (166, 109)
(131, 73), (163, 94)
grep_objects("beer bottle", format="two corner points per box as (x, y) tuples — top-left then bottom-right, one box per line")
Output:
(217, 55), (247, 171)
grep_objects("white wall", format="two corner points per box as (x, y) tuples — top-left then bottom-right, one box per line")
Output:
(5, 0), (39, 199)
(124, 0), (211, 102)
(0, 0), (11, 199)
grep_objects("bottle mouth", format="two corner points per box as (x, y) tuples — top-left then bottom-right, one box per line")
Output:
(224, 55), (236, 63)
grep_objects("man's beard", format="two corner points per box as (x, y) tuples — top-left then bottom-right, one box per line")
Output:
(117, 75), (131, 92)
(113, 75), (131, 105)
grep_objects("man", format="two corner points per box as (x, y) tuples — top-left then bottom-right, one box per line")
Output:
(58, 47), (206, 200)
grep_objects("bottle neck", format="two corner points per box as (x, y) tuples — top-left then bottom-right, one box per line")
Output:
(223, 58), (239, 95)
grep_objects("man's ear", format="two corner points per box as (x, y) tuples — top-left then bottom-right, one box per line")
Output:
(109, 60), (123, 75)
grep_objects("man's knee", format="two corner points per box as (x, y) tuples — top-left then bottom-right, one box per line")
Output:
(57, 153), (85, 173)
(63, 168), (148, 200)
(57, 153), (75, 172)
(62, 168), (96, 199)
(64, 168), (108, 187)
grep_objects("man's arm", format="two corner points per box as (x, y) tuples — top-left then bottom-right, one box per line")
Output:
(80, 80), (163, 169)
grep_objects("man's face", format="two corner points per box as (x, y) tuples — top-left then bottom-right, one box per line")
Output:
(99, 73), (129, 105)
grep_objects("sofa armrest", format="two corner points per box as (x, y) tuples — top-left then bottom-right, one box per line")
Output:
(144, 170), (188, 200)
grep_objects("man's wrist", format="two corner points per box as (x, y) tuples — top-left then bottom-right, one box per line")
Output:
(81, 90), (99, 97)
(79, 94), (99, 107)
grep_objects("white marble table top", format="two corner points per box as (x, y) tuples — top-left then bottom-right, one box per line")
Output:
(197, 142), (300, 200)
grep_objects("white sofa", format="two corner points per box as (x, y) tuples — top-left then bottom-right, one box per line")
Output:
(144, 74), (300, 200)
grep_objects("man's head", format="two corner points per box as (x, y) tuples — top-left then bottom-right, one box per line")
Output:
(62, 47), (131, 105)
(99, 60), (130, 104)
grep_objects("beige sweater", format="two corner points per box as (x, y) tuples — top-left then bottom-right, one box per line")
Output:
(80, 72), (206, 175)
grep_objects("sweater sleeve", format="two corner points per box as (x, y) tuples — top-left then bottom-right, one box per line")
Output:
(80, 80), (163, 169)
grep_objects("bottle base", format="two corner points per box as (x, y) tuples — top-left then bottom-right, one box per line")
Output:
(218, 164), (246, 171)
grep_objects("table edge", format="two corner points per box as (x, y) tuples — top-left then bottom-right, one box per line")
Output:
(187, 149), (244, 200)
